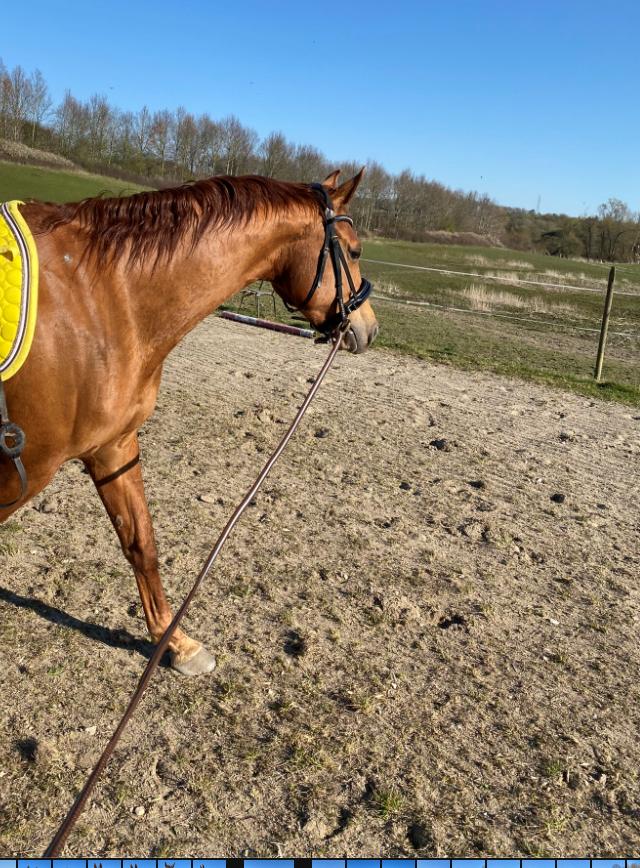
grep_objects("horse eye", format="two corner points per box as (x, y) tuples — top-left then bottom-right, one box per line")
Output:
(349, 248), (362, 261)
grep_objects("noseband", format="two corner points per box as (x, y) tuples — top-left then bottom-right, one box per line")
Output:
(284, 183), (373, 337)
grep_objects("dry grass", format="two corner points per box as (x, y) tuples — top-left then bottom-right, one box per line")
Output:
(375, 280), (402, 297)
(465, 255), (534, 270)
(464, 254), (491, 267)
(0, 138), (77, 169)
(462, 283), (576, 314)
(483, 270), (522, 284)
(482, 267), (602, 295)
(539, 270), (600, 286)
(505, 259), (534, 269)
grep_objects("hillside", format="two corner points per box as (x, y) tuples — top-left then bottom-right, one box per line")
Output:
(0, 159), (149, 203)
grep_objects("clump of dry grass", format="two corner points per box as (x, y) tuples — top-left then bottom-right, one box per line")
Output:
(539, 269), (597, 286)
(375, 280), (402, 297)
(465, 254), (491, 267)
(462, 283), (576, 314)
(505, 259), (534, 269)
(484, 270), (522, 284)
(0, 137), (77, 168)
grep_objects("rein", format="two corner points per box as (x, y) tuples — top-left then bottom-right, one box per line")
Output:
(44, 323), (349, 857)
(43, 183), (374, 856)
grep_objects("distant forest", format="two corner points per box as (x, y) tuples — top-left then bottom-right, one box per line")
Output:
(1, 58), (639, 262)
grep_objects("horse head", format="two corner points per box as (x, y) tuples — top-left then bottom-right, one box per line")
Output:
(272, 168), (379, 353)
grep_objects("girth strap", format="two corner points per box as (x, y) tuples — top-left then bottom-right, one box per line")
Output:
(0, 377), (27, 508)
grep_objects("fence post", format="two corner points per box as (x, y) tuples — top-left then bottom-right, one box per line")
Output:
(594, 266), (616, 382)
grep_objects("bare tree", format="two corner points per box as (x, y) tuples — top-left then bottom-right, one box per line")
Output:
(0, 59), (10, 139)
(198, 114), (223, 175)
(5, 65), (31, 141)
(352, 160), (391, 232)
(219, 115), (258, 175)
(26, 68), (52, 146)
(292, 144), (328, 182)
(598, 198), (633, 261)
(87, 94), (112, 162)
(150, 109), (173, 175)
(133, 105), (153, 157)
(173, 107), (199, 176)
(54, 90), (89, 155)
(259, 131), (294, 178)
(114, 109), (135, 164)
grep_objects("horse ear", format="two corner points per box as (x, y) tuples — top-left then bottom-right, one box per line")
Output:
(322, 170), (341, 191)
(332, 167), (365, 208)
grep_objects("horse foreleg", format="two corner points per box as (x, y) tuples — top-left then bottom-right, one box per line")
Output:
(84, 433), (216, 676)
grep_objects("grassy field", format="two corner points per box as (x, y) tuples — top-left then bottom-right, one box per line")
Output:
(362, 239), (640, 405)
(228, 239), (640, 406)
(0, 160), (148, 203)
(1, 159), (637, 404)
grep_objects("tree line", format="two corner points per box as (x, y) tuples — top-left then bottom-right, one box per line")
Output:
(1, 58), (638, 262)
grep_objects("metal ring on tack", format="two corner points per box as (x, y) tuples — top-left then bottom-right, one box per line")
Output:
(0, 422), (26, 459)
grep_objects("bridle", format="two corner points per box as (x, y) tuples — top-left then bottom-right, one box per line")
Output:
(283, 182), (373, 337)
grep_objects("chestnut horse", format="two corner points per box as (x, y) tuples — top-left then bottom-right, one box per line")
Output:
(0, 170), (378, 675)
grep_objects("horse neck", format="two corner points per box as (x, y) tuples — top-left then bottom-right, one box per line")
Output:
(129, 209), (308, 369)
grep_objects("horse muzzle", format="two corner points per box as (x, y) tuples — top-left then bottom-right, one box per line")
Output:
(341, 318), (379, 354)
(318, 313), (378, 354)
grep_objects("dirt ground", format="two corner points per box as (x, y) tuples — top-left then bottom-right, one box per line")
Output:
(1, 316), (639, 857)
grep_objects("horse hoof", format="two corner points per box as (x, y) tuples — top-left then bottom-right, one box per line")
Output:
(170, 644), (216, 676)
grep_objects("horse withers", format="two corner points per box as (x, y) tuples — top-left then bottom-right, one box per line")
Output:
(0, 170), (378, 675)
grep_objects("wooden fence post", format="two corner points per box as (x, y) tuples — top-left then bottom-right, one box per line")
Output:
(594, 266), (616, 382)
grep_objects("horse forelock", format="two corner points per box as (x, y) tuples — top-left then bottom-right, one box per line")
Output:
(31, 176), (323, 268)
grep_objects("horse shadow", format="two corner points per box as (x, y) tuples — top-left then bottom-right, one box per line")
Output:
(0, 584), (169, 666)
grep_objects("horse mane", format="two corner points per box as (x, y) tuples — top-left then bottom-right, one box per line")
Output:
(32, 175), (323, 268)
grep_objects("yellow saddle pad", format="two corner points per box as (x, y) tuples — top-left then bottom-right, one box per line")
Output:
(0, 200), (39, 381)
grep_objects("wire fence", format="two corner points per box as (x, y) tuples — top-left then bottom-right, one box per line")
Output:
(229, 254), (639, 391)
(362, 258), (640, 297)
(370, 293), (638, 339)
(364, 256), (640, 336)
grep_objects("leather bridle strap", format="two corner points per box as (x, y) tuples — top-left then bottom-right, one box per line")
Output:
(284, 183), (372, 334)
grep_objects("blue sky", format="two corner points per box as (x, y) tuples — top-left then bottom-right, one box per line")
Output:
(2, 0), (639, 216)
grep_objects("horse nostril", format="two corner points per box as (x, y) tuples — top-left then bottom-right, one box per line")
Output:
(368, 324), (379, 346)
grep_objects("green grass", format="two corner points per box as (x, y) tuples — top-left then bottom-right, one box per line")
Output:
(0, 159), (149, 203)
(224, 237), (640, 406)
(364, 238), (639, 404)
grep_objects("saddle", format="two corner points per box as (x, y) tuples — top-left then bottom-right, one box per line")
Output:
(0, 199), (38, 506)
(1, 200), (39, 380)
